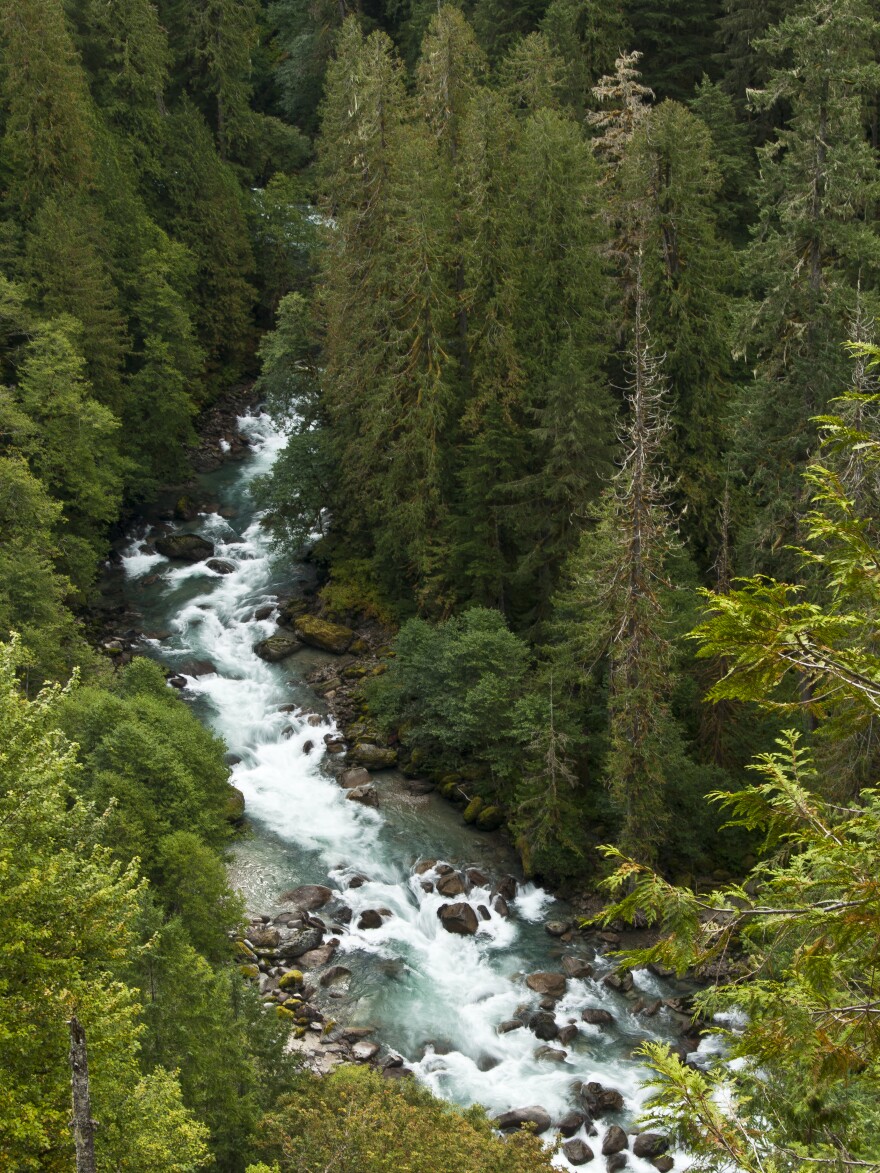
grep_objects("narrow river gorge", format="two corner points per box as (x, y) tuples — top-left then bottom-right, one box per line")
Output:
(113, 410), (700, 1172)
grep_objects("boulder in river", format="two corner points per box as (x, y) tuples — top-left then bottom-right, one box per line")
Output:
(466, 868), (489, 888)
(206, 558), (235, 574)
(526, 972), (567, 998)
(633, 1134), (669, 1160)
(497, 1020), (523, 1034)
(155, 533), (214, 562)
(340, 767), (371, 789)
(293, 614), (355, 654)
(602, 1126), (629, 1156)
(563, 1139), (595, 1166)
(493, 1106), (552, 1134)
(493, 875), (518, 901)
(226, 785), (245, 825)
(562, 957), (594, 979)
(280, 885), (333, 912)
(319, 965), (351, 987)
(527, 1011), (559, 1041)
(603, 971), (634, 994)
(247, 925), (281, 950)
(438, 902), (478, 936)
(436, 873), (466, 898)
(492, 895), (510, 918)
(558, 1024), (579, 1046)
(606, 1155), (628, 1173)
(545, 920), (573, 937)
(277, 927), (324, 959)
(347, 743), (398, 770)
(534, 1045), (567, 1062)
(167, 674), (188, 688)
(298, 943), (338, 969)
(254, 634), (302, 662)
(253, 604), (276, 620)
(358, 909), (384, 930)
(475, 805), (504, 831)
(347, 783), (379, 807)
(558, 1110), (588, 1138)
(582, 1008), (615, 1026)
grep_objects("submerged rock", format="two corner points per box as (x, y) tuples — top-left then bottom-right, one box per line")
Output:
(436, 873), (466, 897)
(562, 957), (594, 979)
(340, 767), (371, 789)
(346, 783), (378, 807)
(582, 1008), (615, 1026)
(438, 902), (478, 936)
(558, 1110), (588, 1138)
(280, 885), (333, 912)
(357, 909), (384, 930)
(155, 533), (214, 562)
(206, 558), (235, 574)
(528, 1011), (559, 1041)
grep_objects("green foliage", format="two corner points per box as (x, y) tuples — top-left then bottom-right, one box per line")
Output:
(249, 1065), (558, 1173)
(0, 638), (210, 1171)
(369, 608), (531, 794)
(53, 657), (232, 893)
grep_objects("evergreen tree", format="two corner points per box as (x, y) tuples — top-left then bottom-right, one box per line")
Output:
(623, 0), (724, 101)
(618, 100), (736, 565)
(733, 0), (880, 572)
(557, 276), (682, 862)
(541, 0), (629, 115)
(0, 0), (96, 214)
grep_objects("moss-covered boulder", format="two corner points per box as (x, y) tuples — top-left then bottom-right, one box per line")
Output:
(239, 964), (259, 980)
(279, 969), (304, 991)
(347, 742), (397, 770)
(476, 805), (504, 831)
(155, 533), (215, 562)
(226, 784), (246, 825)
(462, 797), (485, 824)
(293, 615), (355, 654)
(254, 633), (303, 662)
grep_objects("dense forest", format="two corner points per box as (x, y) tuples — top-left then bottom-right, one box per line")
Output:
(2, 0), (880, 1169)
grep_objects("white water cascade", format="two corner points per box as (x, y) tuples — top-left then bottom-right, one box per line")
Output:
(119, 412), (690, 1171)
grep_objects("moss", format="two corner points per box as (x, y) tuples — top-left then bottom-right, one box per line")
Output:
(462, 797), (484, 824)
(279, 969), (303, 990)
(276, 1005), (297, 1020)
(235, 939), (257, 962)
(439, 780), (466, 803)
(239, 964), (260, 980)
(476, 806), (504, 832)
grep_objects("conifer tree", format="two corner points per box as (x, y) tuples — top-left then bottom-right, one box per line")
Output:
(623, 0), (724, 101)
(733, 0), (880, 571)
(618, 100), (736, 565)
(541, 0), (629, 115)
(558, 273), (682, 861)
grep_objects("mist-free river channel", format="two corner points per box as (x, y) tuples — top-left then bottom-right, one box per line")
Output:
(115, 411), (696, 1170)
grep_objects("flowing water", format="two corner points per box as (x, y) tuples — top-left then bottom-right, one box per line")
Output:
(117, 412), (692, 1170)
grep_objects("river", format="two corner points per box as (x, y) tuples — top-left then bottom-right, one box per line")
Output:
(116, 410), (693, 1171)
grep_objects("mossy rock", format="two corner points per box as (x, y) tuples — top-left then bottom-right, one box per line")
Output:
(226, 785), (246, 825)
(439, 780), (466, 803)
(476, 805), (504, 832)
(278, 598), (308, 626)
(278, 969), (304, 990)
(276, 1005), (297, 1020)
(439, 773), (463, 788)
(342, 664), (369, 680)
(254, 633), (303, 662)
(348, 742), (397, 769)
(462, 797), (485, 824)
(293, 614), (355, 654)
(350, 637), (370, 655)
(239, 964), (259, 980)
(313, 677), (342, 696)
(155, 533), (215, 563)
(235, 940), (257, 962)
(371, 663), (388, 676)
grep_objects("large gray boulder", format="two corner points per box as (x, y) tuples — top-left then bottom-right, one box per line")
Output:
(277, 927), (324, 959)
(493, 1106), (552, 1134)
(155, 533), (214, 562)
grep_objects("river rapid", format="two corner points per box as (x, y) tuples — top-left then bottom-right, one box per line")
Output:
(117, 411), (692, 1171)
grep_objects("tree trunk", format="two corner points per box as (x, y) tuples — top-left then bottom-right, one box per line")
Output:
(69, 1016), (97, 1173)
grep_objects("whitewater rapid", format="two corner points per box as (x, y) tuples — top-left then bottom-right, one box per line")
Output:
(120, 412), (689, 1171)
